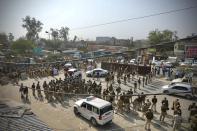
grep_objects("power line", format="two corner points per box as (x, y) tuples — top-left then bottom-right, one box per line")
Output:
(71, 5), (197, 31)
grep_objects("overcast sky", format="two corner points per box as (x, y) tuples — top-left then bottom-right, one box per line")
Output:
(0, 0), (197, 40)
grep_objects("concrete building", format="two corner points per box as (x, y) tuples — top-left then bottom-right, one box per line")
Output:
(96, 37), (112, 43)
(174, 36), (197, 60)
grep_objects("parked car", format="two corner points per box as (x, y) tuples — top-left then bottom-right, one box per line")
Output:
(192, 61), (197, 67)
(86, 68), (108, 77)
(162, 83), (197, 99)
(68, 68), (82, 78)
(64, 63), (72, 68)
(74, 96), (114, 126)
(164, 61), (173, 67)
(152, 60), (162, 67)
(129, 59), (136, 64)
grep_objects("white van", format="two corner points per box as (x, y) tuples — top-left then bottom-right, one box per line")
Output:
(74, 96), (114, 126)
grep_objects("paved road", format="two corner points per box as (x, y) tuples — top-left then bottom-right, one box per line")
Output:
(0, 70), (195, 131)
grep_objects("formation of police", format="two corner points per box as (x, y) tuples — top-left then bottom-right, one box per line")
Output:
(18, 59), (197, 131)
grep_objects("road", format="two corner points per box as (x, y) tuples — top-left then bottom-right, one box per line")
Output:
(0, 69), (195, 131)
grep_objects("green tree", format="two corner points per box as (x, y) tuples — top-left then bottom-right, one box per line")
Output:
(0, 33), (9, 49)
(73, 35), (77, 42)
(11, 38), (35, 56)
(59, 27), (69, 42)
(8, 33), (14, 42)
(148, 29), (178, 45)
(50, 28), (59, 40)
(41, 38), (62, 50)
(45, 53), (63, 62)
(22, 16), (43, 40)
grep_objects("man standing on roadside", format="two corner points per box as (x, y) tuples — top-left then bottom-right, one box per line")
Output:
(188, 103), (197, 122)
(134, 81), (137, 93)
(23, 86), (28, 101)
(160, 103), (167, 122)
(19, 83), (24, 99)
(151, 95), (157, 112)
(32, 83), (36, 97)
(142, 76), (145, 87)
(138, 77), (141, 89)
(173, 112), (182, 131)
(145, 109), (154, 130)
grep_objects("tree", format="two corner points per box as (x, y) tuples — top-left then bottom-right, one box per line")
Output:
(59, 27), (69, 42)
(50, 28), (59, 40)
(112, 37), (116, 45)
(0, 33), (9, 49)
(73, 35), (77, 42)
(148, 29), (178, 45)
(8, 33), (14, 42)
(22, 16), (43, 41)
(41, 38), (62, 50)
(11, 38), (35, 55)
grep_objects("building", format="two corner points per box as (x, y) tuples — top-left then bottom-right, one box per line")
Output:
(87, 44), (128, 53)
(174, 36), (197, 60)
(96, 37), (112, 43)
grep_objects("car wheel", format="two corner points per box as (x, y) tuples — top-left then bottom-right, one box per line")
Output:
(91, 118), (97, 126)
(74, 107), (79, 115)
(163, 90), (169, 94)
(185, 94), (192, 99)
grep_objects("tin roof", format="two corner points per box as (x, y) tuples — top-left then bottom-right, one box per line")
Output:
(0, 100), (52, 131)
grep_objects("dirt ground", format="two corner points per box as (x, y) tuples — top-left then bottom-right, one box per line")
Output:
(0, 72), (192, 131)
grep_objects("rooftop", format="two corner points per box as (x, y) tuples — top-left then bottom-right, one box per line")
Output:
(85, 96), (111, 109)
(0, 100), (52, 131)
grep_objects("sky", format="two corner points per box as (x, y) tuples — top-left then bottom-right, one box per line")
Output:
(0, 0), (197, 41)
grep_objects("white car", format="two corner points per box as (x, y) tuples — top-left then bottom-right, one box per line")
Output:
(74, 96), (114, 126)
(68, 68), (82, 78)
(162, 83), (197, 99)
(192, 61), (197, 66)
(164, 61), (172, 67)
(64, 63), (72, 69)
(86, 68), (108, 77)
(152, 60), (162, 67)
(129, 59), (136, 64)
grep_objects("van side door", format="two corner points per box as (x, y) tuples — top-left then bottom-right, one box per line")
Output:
(80, 102), (88, 119)
(92, 106), (100, 121)
(86, 103), (93, 120)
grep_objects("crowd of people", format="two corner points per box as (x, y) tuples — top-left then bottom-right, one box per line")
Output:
(16, 60), (197, 131)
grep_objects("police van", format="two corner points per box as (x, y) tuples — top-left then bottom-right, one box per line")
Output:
(73, 96), (114, 126)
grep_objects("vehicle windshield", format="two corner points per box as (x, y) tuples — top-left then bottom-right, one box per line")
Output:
(169, 83), (175, 86)
(100, 105), (113, 115)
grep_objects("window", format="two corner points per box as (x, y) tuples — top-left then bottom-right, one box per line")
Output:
(100, 105), (113, 115)
(172, 86), (188, 91)
(87, 104), (92, 111)
(182, 79), (188, 82)
(81, 102), (86, 108)
(172, 86), (178, 89)
(179, 86), (188, 91)
(92, 106), (99, 114)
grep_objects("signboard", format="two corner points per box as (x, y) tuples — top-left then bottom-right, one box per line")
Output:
(185, 46), (197, 58)
(148, 48), (156, 53)
(33, 47), (42, 55)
